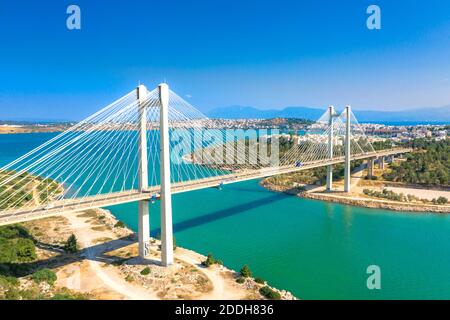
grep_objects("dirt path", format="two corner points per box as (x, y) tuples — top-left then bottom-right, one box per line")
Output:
(53, 210), (291, 300)
(173, 248), (246, 300)
(63, 211), (157, 300)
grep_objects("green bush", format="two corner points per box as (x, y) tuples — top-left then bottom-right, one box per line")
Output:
(51, 293), (78, 300)
(114, 221), (125, 228)
(125, 275), (134, 282)
(51, 288), (90, 300)
(254, 277), (265, 284)
(259, 286), (281, 300)
(32, 268), (57, 285)
(363, 188), (406, 202)
(140, 267), (151, 276)
(240, 264), (252, 278)
(236, 277), (245, 284)
(0, 275), (19, 286)
(4, 287), (21, 300)
(0, 225), (37, 264)
(16, 238), (37, 261)
(201, 253), (216, 267)
(435, 196), (448, 205)
(64, 234), (78, 253)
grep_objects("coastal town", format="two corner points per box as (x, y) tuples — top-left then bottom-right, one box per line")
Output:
(1, 118), (448, 143)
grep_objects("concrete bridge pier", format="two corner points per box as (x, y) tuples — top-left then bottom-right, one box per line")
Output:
(137, 84), (150, 259)
(138, 201), (150, 258)
(387, 155), (394, 164)
(344, 106), (351, 192)
(159, 83), (174, 266)
(367, 158), (375, 178)
(379, 156), (385, 170)
(326, 105), (334, 191)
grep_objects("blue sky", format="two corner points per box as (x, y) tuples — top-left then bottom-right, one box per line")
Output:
(0, 0), (449, 121)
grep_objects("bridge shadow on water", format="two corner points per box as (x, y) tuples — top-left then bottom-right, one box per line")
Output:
(153, 189), (293, 236)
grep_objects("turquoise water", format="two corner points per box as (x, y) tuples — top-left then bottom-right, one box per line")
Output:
(1, 133), (450, 299)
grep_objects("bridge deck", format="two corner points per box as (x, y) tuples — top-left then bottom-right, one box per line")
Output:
(0, 148), (411, 226)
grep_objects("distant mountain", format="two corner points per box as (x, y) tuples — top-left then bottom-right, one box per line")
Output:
(207, 105), (450, 123)
(207, 105), (324, 120)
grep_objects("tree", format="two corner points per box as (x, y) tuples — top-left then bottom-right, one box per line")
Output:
(201, 253), (216, 267)
(259, 286), (281, 300)
(64, 234), (78, 253)
(436, 196), (448, 205)
(140, 267), (151, 276)
(32, 268), (57, 285)
(240, 264), (252, 278)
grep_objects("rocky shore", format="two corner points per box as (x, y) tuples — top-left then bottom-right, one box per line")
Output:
(22, 206), (297, 300)
(261, 180), (450, 214)
(97, 208), (297, 300)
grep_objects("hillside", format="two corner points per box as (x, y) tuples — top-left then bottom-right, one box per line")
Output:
(208, 105), (450, 122)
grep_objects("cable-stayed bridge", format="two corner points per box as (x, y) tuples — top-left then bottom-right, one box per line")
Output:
(0, 83), (411, 265)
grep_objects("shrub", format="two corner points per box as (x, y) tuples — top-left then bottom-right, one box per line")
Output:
(32, 268), (57, 285)
(259, 286), (281, 300)
(51, 293), (79, 300)
(125, 275), (134, 282)
(4, 287), (21, 300)
(0, 225), (36, 264)
(51, 288), (90, 300)
(64, 234), (78, 253)
(240, 264), (252, 278)
(0, 275), (19, 286)
(140, 267), (151, 276)
(15, 238), (37, 262)
(254, 277), (265, 284)
(201, 253), (216, 267)
(436, 196), (448, 205)
(114, 221), (125, 228)
(236, 277), (245, 284)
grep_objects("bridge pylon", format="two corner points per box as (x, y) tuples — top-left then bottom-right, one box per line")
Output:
(159, 83), (174, 266)
(137, 84), (150, 259)
(326, 105), (334, 191)
(344, 105), (351, 192)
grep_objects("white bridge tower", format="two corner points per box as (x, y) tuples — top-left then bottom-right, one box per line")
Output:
(326, 105), (334, 191)
(137, 83), (174, 266)
(137, 85), (150, 259)
(344, 105), (351, 192)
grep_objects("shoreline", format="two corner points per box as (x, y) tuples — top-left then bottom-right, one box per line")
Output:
(260, 180), (450, 214)
(98, 208), (297, 300)
(18, 206), (296, 300)
(0, 127), (67, 135)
